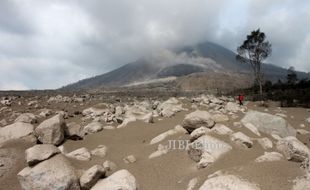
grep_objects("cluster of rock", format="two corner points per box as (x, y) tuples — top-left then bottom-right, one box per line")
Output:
(18, 143), (137, 190)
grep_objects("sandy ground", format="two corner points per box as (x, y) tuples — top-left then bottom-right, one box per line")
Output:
(0, 98), (310, 190)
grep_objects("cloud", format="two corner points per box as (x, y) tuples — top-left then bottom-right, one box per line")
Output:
(0, 0), (309, 90)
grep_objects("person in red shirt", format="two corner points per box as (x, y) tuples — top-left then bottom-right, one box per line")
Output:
(238, 94), (244, 106)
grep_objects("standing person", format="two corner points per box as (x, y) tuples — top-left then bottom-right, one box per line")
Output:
(238, 94), (244, 106)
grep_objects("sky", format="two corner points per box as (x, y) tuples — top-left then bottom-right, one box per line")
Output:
(0, 0), (309, 90)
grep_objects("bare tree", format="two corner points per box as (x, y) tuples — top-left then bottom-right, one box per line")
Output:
(236, 29), (272, 100)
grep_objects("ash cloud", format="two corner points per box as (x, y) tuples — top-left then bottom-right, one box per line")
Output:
(0, 0), (309, 90)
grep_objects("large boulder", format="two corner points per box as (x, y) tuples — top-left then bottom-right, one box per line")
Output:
(91, 169), (137, 190)
(35, 114), (65, 145)
(182, 110), (215, 133)
(15, 113), (37, 124)
(80, 165), (106, 190)
(25, 144), (60, 166)
(241, 110), (296, 138)
(188, 134), (232, 168)
(276, 136), (310, 162)
(199, 175), (259, 190)
(18, 154), (80, 190)
(0, 122), (34, 144)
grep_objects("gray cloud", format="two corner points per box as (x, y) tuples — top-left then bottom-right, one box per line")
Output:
(0, 0), (309, 90)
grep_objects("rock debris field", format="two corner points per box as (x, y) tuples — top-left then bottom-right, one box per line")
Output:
(0, 94), (310, 190)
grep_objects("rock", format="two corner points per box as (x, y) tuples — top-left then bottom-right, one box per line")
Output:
(187, 177), (198, 190)
(17, 154), (80, 190)
(102, 160), (117, 172)
(257, 137), (273, 149)
(230, 132), (253, 148)
(0, 119), (7, 127)
(157, 98), (184, 117)
(188, 135), (232, 168)
(114, 106), (124, 116)
(211, 124), (233, 135)
(67, 147), (91, 161)
(305, 117), (310, 123)
(65, 122), (84, 139)
(150, 125), (187, 145)
(103, 125), (115, 130)
(58, 145), (68, 154)
(233, 122), (242, 128)
(255, 152), (283, 162)
(35, 114), (65, 145)
(123, 155), (136, 164)
(198, 175), (259, 190)
(243, 122), (261, 136)
(275, 113), (287, 118)
(300, 124), (305, 128)
(91, 145), (107, 158)
(80, 165), (106, 190)
(211, 113), (229, 123)
(91, 169), (137, 190)
(82, 107), (107, 117)
(83, 122), (103, 134)
(149, 144), (169, 159)
(39, 109), (52, 117)
(276, 136), (310, 162)
(15, 113), (37, 124)
(0, 122), (34, 144)
(297, 129), (310, 135)
(141, 112), (154, 123)
(26, 144), (60, 166)
(182, 110), (215, 133)
(224, 102), (241, 113)
(292, 174), (310, 190)
(27, 100), (38, 107)
(241, 110), (296, 138)
(190, 127), (211, 142)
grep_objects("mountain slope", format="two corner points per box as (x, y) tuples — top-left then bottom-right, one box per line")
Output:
(62, 42), (309, 91)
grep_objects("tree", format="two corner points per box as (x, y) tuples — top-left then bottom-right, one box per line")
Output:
(236, 29), (272, 101)
(287, 66), (297, 85)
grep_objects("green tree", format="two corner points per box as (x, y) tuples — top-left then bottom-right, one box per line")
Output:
(236, 29), (272, 101)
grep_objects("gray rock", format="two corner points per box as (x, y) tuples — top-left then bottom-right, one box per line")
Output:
(230, 132), (253, 148)
(188, 135), (232, 168)
(198, 175), (259, 190)
(276, 136), (310, 162)
(35, 114), (65, 145)
(91, 169), (137, 190)
(0, 122), (34, 144)
(67, 147), (91, 161)
(182, 110), (215, 133)
(18, 154), (80, 190)
(80, 165), (106, 190)
(65, 122), (84, 139)
(241, 110), (296, 138)
(26, 144), (60, 166)
(91, 145), (107, 158)
(83, 122), (103, 134)
(123, 155), (136, 164)
(14, 113), (37, 124)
